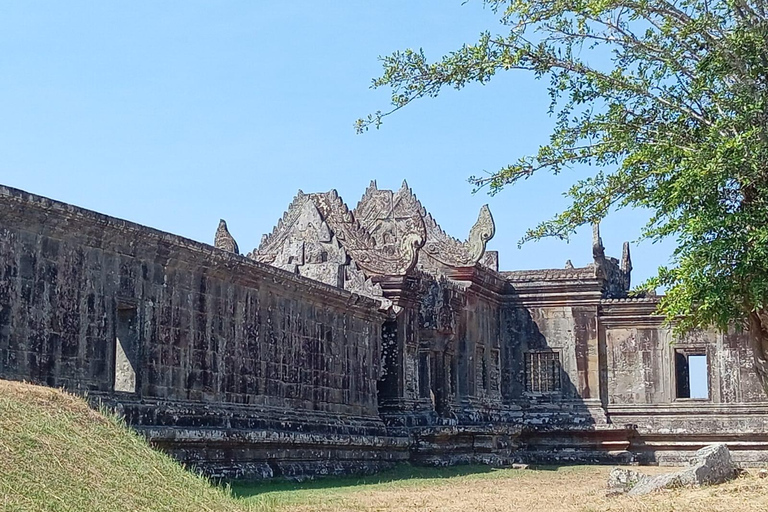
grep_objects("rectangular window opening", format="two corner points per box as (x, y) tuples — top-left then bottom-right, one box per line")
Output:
(524, 351), (561, 394)
(114, 305), (138, 393)
(675, 351), (708, 400)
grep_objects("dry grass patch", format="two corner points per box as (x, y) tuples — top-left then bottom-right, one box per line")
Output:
(236, 464), (768, 512)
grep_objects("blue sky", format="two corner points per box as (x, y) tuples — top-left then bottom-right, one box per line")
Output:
(0, 1), (675, 283)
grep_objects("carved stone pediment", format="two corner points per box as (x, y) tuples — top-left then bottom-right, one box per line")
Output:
(250, 180), (494, 305)
(354, 180), (495, 271)
(248, 190), (394, 308)
(354, 181), (427, 257)
(250, 190), (310, 263)
(312, 189), (423, 277)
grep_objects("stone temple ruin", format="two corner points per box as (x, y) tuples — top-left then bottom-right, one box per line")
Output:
(1, 181), (767, 479)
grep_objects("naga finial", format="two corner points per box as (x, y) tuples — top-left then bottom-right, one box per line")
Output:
(621, 241), (632, 289)
(621, 241), (632, 273)
(466, 205), (495, 263)
(592, 223), (605, 261)
(214, 219), (240, 254)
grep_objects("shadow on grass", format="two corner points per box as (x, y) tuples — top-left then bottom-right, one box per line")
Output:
(228, 464), (499, 498)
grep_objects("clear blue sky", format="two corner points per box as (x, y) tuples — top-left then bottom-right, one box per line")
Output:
(0, 1), (675, 283)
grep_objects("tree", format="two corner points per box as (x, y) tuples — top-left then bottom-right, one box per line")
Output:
(358, 0), (768, 393)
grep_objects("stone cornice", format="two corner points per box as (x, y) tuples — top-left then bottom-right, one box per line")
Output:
(442, 265), (509, 303)
(598, 298), (664, 328)
(502, 266), (598, 282)
(373, 274), (422, 308)
(504, 278), (605, 308)
(607, 403), (768, 417)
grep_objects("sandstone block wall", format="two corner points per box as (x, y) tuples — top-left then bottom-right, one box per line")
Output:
(0, 186), (407, 478)
(601, 300), (765, 405)
(0, 186), (383, 418)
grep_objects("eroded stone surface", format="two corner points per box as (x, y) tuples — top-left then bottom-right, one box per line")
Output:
(608, 444), (738, 496)
(607, 468), (647, 496)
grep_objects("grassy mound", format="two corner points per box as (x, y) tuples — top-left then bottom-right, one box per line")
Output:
(0, 379), (253, 512)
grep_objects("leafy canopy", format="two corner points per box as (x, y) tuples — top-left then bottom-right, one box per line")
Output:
(359, 0), (768, 334)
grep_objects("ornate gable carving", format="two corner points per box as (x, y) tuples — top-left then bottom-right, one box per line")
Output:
(354, 180), (495, 271)
(248, 190), (392, 308)
(249, 180), (495, 305)
(250, 190), (309, 263)
(354, 180), (427, 256)
(312, 188), (423, 276)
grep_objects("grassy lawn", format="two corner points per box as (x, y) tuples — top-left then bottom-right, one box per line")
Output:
(3, 378), (768, 512)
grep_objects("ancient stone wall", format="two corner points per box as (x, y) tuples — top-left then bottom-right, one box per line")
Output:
(599, 298), (768, 466)
(3, 181), (768, 476)
(502, 305), (598, 402)
(0, 185), (407, 478)
(502, 269), (609, 428)
(600, 299), (765, 405)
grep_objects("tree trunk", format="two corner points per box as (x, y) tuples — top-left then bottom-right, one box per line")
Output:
(748, 309), (768, 395)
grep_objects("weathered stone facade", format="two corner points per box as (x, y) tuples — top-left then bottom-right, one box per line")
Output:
(1, 181), (767, 478)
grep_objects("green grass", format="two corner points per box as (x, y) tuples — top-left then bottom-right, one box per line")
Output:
(230, 464), (501, 509)
(0, 378), (505, 512)
(0, 379), (254, 512)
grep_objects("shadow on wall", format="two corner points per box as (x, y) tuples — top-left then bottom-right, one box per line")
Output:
(504, 305), (587, 403)
(503, 304), (629, 463)
(227, 464), (497, 496)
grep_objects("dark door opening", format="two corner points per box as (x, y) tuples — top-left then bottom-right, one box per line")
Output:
(432, 351), (452, 417)
(377, 320), (399, 404)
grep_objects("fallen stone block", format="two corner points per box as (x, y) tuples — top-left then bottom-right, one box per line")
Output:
(607, 467), (647, 496)
(607, 443), (738, 496)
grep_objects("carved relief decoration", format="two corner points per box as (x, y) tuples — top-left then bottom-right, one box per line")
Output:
(249, 181), (495, 306)
(354, 180), (495, 271)
(248, 190), (394, 307)
(421, 204), (495, 269)
(354, 181), (427, 257)
(313, 188), (424, 277)
(418, 273), (465, 336)
(250, 190), (309, 264)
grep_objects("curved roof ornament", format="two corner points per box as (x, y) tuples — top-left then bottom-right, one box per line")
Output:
(421, 204), (495, 268)
(214, 219), (240, 254)
(256, 181), (494, 281)
(323, 183), (426, 276)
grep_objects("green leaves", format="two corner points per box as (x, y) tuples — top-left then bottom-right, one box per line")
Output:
(364, 0), (768, 336)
